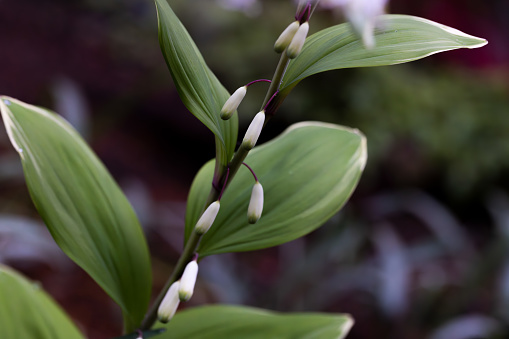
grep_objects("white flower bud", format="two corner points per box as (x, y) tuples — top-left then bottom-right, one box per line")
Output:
(220, 86), (247, 120)
(179, 260), (199, 301)
(157, 281), (180, 323)
(248, 181), (264, 224)
(195, 201), (220, 235)
(286, 22), (309, 59)
(242, 111), (265, 150)
(274, 21), (300, 53)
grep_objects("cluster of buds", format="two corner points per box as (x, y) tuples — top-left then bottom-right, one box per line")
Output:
(157, 179), (261, 324)
(274, 21), (309, 59)
(273, 0), (315, 58)
(221, 82), (268, 151)
(157, 169), (263, 324)
(192, 166), (264, 235)
(157, 259), (199, 323)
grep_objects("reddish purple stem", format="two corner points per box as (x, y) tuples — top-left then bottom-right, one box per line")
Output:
(295, 3), (312, 23)
(242, 162), (258, 182)
(218, 168), (230, 201)
(264, 90), (279, 111)
(245, 79), (272, 87)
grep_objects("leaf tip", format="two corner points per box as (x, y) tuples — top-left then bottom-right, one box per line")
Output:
(0, 96), (13, 109)
(471, 38), (488, 49)
(358, 131), (368, 172)
(429, 19), (488, 49)
(338, 315), (355, 338)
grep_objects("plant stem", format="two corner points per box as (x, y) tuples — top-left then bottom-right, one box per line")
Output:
(261, 53), (289, 110)
(139, 230), (200, 330)
(139, 48), (292, 333)
(242, 162), (259, 182)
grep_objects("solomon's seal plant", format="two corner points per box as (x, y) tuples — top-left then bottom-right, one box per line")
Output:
(0, 0), (486, 338)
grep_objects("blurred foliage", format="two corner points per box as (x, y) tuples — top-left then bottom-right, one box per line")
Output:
(294, 65), (509, 198)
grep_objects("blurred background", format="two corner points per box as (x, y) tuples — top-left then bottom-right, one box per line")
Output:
(0, 0), (508, 338)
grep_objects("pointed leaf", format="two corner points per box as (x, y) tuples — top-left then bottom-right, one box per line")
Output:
(0, 97), (152, 331)
(0, 265), (85, 339)
(158, 305), (353, 339)
(155, 0), (238, 168)
(185, 122), (366, 256)
(282, 15), (488, 91)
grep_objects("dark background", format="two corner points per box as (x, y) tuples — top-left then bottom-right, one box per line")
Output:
(0, 0), (508, 338)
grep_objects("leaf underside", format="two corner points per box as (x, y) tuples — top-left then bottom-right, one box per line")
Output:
(154, 0), (238, 171)
(0, 265), (85, 339)
(0, 97), (152, 331)
(185, 122), (367, 256)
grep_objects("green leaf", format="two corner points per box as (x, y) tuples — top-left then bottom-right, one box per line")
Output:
(155, 0), (238, 170)
(281, 15), (488, 91)
(185, 122), (366, 256)
(0, 97), (152, 332)
(158, 305), (353, 339)
(0, 265), (85, 339)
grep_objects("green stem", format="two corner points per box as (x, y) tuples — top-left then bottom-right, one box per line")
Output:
(139, 184), (221, 330)
(139, 44), (293, 334)
(140, 230), (201, 330)
(261, 53), (290, 110)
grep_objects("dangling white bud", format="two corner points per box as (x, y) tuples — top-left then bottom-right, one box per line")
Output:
(221, 86), (247, 120)
(179, 260), (199, 301)
(195, 201), (220, 235)
(157, 281), (180, 323)
(286, 22), (309, 59)
(242, 111), (265, 150)
(248, 181), (264, 224)
(274, 21), (300, 53)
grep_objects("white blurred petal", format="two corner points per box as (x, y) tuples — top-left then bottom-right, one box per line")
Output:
(430, 315), (501, 339)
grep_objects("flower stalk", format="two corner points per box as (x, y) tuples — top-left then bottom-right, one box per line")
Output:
(139, 2), (319, 331)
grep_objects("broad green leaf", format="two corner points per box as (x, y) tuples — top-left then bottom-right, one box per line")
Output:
(158, 305), (353, 339)
(155, 0), (238, 171)
(0, 265), (85, 339)
(0, 97), (152, 332)
(281, 15), (488, 91)
(185, 122), (366, 256)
